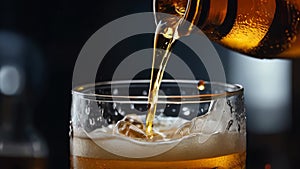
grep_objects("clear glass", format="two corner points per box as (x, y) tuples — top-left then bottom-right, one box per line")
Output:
(70, 79), (246, 169)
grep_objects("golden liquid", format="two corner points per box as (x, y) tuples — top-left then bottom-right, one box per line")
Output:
(145, 21), (179, 137)
(70, 129), (246, 169)
(0, 156), (47, 169)
(70, 152), (246, 169)
(155, 0), (300, 58)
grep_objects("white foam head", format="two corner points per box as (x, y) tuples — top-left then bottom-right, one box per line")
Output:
(71, 127), (246, 161)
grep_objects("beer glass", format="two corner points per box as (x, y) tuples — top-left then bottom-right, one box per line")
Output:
(70, 79), (246, 169)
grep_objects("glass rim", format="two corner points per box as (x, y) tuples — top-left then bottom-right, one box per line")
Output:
(72, 79), (243, 103)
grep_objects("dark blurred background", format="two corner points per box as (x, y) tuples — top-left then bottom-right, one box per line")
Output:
(0, 0), (299, 169)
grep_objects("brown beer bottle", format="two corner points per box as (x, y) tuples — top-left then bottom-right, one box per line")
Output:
(154, 0), (300, 59)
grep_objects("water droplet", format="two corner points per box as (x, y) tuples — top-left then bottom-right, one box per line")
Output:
(85, 106), (90, 115)
(113, 89), (118, 95)
(183, 111), (190, 116)
(119, 111), (125, 116)
(99, 108), (104, 116)
(69, 121), (73, 137)
(200, 108), (204, 113)
(226, 119), (234, 130)
(158, 108), (164, 113)
(182, 107), (189, 111)
(89, 118), (95, 126)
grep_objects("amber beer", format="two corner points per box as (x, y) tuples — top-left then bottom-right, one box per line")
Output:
(70, 131), (246, 169)
(71, 153), (246, 169)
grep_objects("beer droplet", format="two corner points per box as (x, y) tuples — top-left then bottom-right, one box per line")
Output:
(197, 80), (205, 91)
(265, 163), (272, 169)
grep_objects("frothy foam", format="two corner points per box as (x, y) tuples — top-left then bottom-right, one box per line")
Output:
(71, 128), (246, 161)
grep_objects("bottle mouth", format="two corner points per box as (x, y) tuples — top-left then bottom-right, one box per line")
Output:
(153, 0), (202, 36)
(72, 79), (243, 104)
(153, 0), (190, 24)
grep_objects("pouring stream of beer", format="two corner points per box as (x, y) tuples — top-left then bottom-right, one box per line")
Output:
(145, 19), (183, 138)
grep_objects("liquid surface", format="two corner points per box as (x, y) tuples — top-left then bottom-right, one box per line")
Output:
(71, 152), (246, 169)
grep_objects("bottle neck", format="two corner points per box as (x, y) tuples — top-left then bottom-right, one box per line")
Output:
(195, 0), (229, 28)
(155, 0), (237, 38)
(187, 0), (238, 40)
